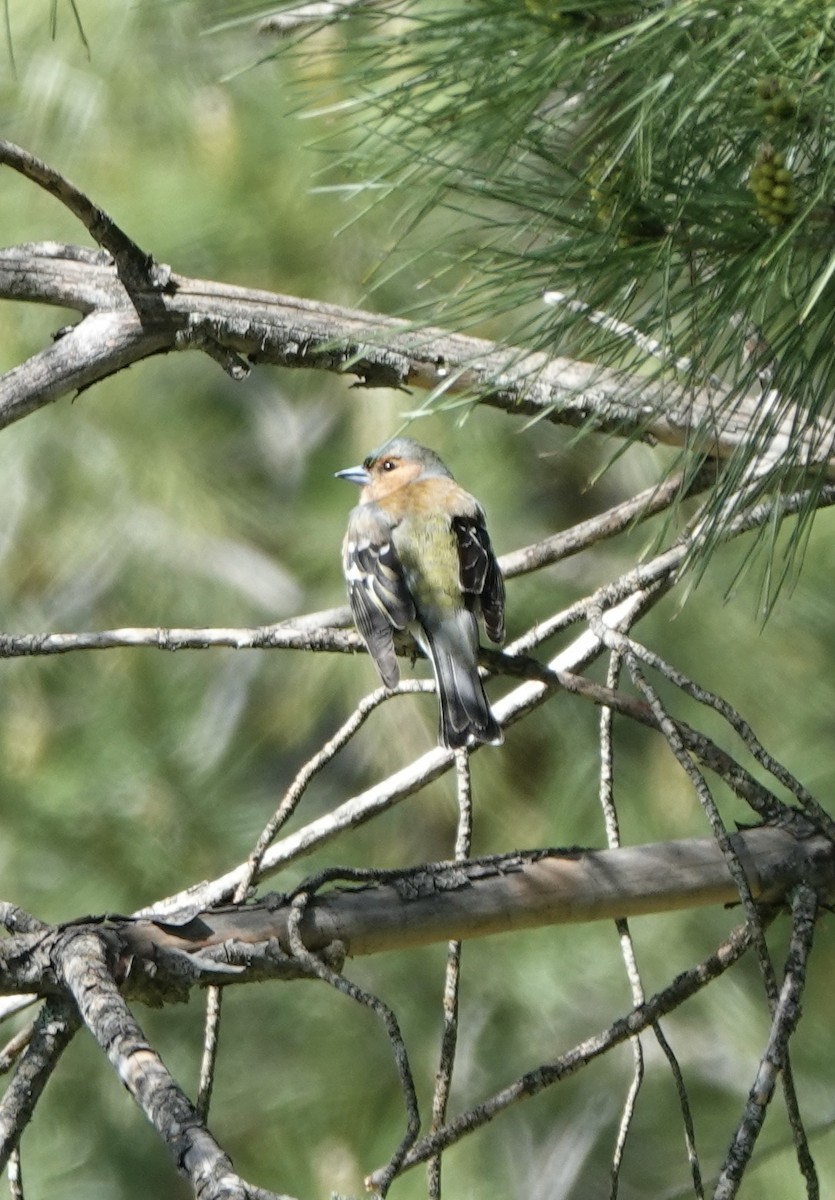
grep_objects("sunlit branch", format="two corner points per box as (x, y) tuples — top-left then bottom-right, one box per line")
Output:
(543, 289), (700, 378)
(257, 0), (365, 33)
(0, 831), (828, 1002)
(138, 591), (654, 918)
(0, 142), (167, 291)
(3, 240), (835, 475)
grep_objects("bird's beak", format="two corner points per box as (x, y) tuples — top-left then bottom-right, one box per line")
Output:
(334, 464), (371, 486)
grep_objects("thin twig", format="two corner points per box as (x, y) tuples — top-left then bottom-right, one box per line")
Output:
(542, 291), (699, 379)
(286, 894), (419, 1198)
(257, 0), (366, 33)
(196, 985), (223, 1122)
(500, 469), (707, 579)
(140, 588), (664, 919)
(195, 683), (411, 1122)
(7, 1147), (22, 1200)
(0, 140), (169, 292)
(367, 922), (756, 1183)
(651, 1022), (703, 1199)
(0, 613), (360, 660)
(613, 638), (824, 1194)
(598, 648), (647, 1199)
(713, 886), (819, 1200)
(613, 637), (835, 842)
(618, 647), (777, 1000)
(0, 1025), (34, 1075)
(428, 749), (472, 1199)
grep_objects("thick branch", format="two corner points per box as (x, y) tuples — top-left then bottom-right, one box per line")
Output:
(2, 244), (834, 473)
(125, 826), (835, 970)
(53, 928), (292, 1200)
(0, 827), (828, 1006)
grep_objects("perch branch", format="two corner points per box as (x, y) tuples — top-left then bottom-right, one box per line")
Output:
(137, 590), (659, 917)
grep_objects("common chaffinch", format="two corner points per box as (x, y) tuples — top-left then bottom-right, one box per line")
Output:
(336, 437), (505, 749)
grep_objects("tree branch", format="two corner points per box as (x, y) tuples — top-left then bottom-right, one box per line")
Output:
(0, 827), (828, 1007)
(369, 919), (759, 1181)
(53, 928), (296, 1200)
(0, 1000), (79, 1168)
(3, 241), (835, 476)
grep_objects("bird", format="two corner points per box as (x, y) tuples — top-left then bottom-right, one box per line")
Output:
(336, 437), (505, 749)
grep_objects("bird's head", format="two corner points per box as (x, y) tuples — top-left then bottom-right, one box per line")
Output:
(335, 437), (452, 500)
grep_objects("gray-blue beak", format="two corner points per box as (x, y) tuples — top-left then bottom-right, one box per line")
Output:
(335, 464), (371, 486)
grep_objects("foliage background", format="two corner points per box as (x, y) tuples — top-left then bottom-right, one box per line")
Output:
(0, 3), (834, 1197)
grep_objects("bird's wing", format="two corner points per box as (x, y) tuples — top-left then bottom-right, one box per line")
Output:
(452, 511), (505, 644)
(343, 505), (416, 688)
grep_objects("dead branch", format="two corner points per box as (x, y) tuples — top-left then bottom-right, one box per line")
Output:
(0, 825), (824, 1200)
(368, 919), (759, 1182)
(52, 927), (296, 1200)
(0, 1000), (79, 1167)
(0, 827), (828, 1009)
(713, 886), (820, 1200)
(2, 233), (835, 473)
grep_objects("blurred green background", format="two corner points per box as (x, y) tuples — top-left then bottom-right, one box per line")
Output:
(0, 4), (833, 1198)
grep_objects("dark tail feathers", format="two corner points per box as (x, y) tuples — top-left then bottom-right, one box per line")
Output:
(427, 631), (502, 749)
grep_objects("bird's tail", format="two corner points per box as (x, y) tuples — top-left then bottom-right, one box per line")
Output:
(423, 616), (503, 749)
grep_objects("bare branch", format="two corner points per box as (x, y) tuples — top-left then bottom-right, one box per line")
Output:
(615, 645), (778, 1005)
(137, 592), (658, 917)
(714, 886), (819, 1200)
(0, 141), (169, 292)
(427, 750), (471, 1199)
(0, 309), (173, 426)
(54, 927), (297, 1200)
(368, 921), (758, 1182)
(0, 1000), (79, 1172)
(0, 1024), (34, 1075)
(498, 468), (707, 578)
(257, 0), (365, 33)
(286, 895), (419, 1198)
(3, 243), (835, 474)
(0, 831), (827, 1194)
(613, 635), (835, 843)
(196, 986), (222, 1123)
(0, 831), (824, 1007)
(111, 828), (835, 983)
(0, 609), (358, 660)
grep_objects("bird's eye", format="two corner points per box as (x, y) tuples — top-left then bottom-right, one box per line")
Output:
(381, 459), (396, 471)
